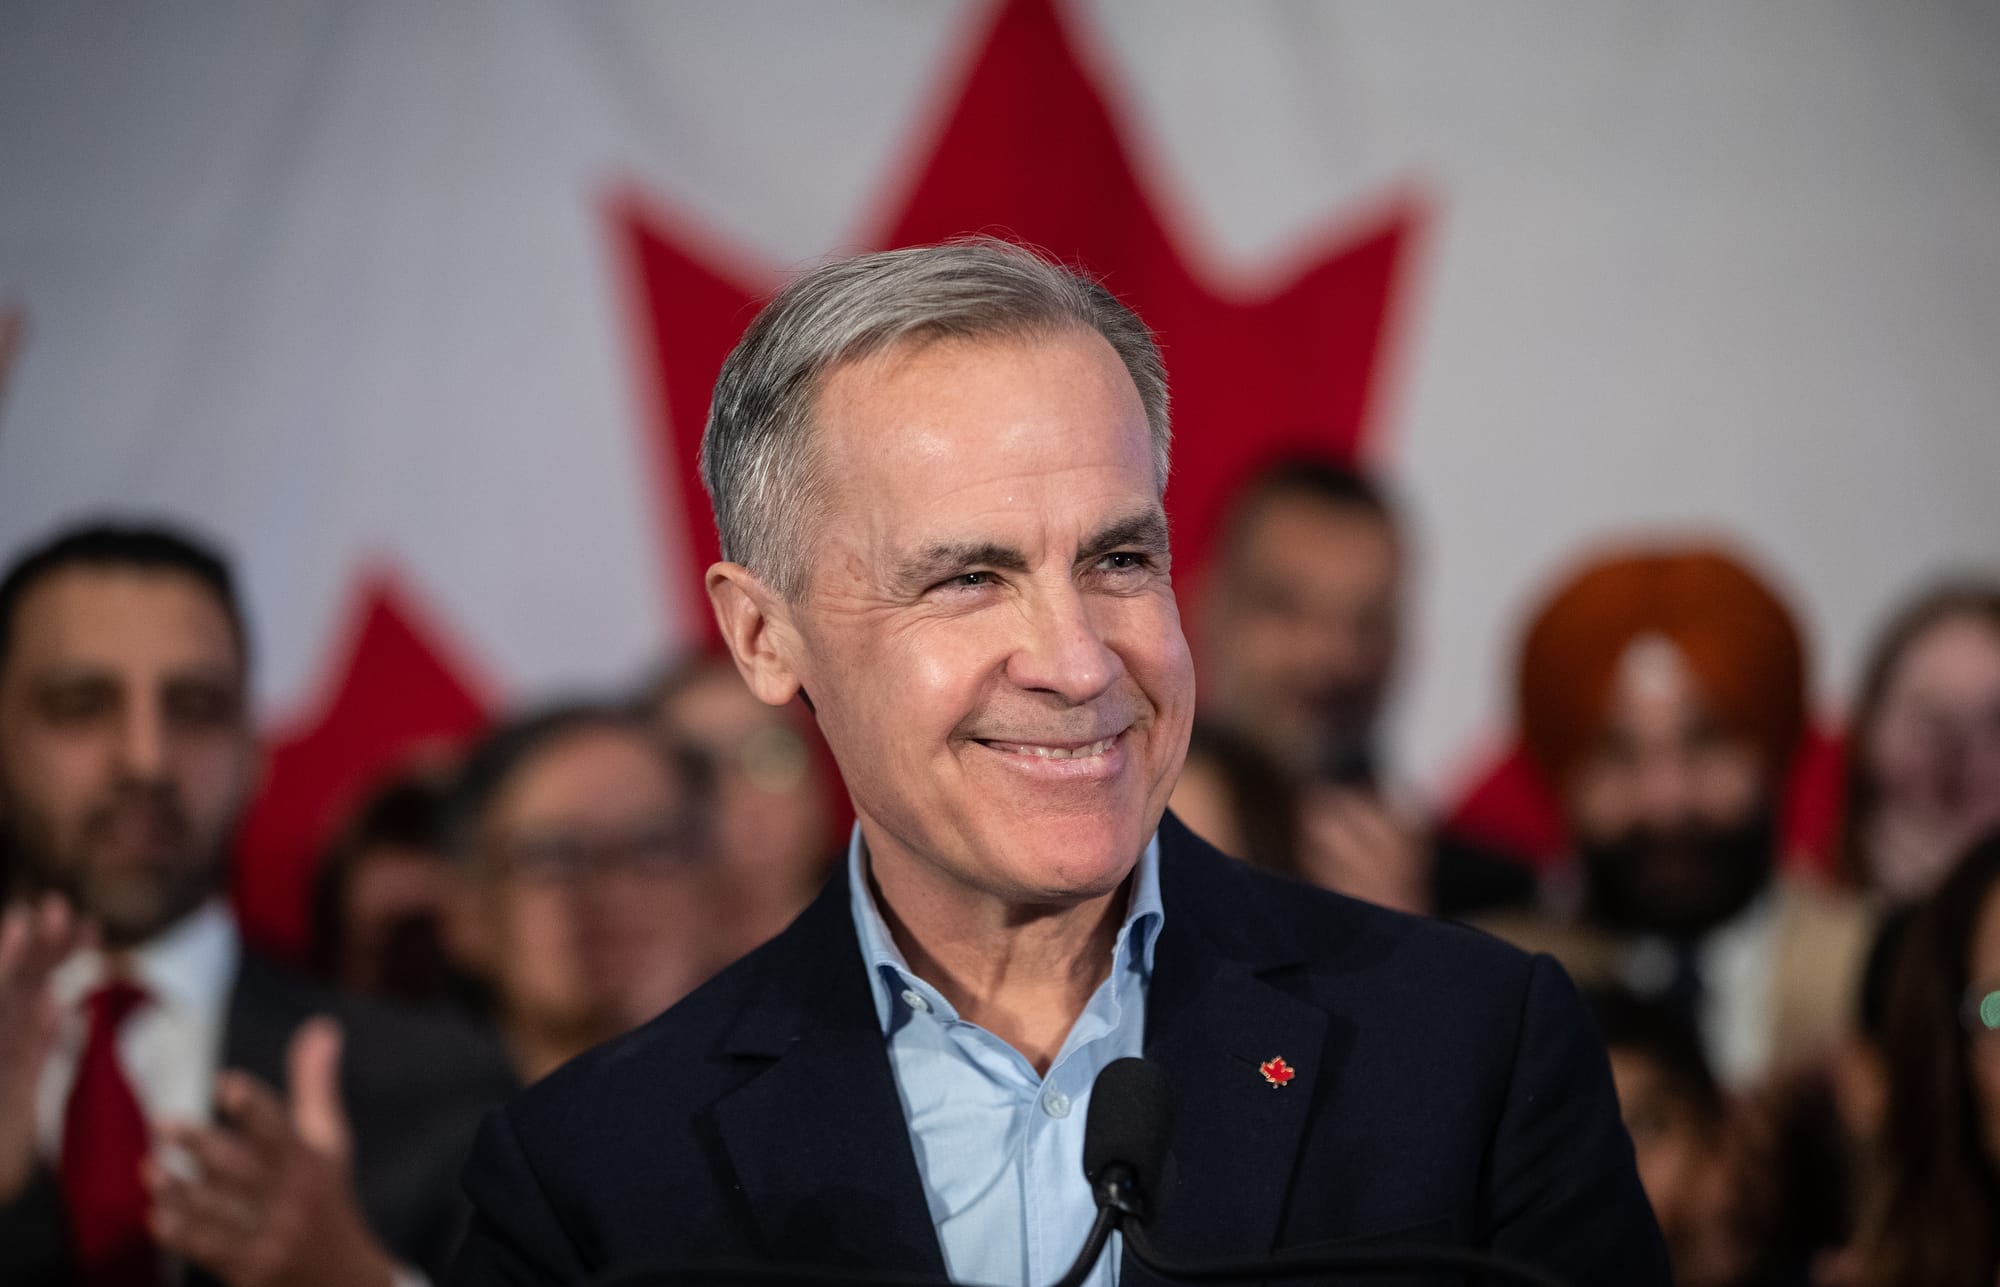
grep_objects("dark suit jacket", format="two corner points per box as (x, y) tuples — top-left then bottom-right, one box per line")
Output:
(1, 951), (515, 1284)
(451, 814), (1668, 1286)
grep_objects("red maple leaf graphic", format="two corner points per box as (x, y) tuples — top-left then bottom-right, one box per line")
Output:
(232, 575), (490, 959)
(1259, 1056), (1296, 1088)
(231, 0), (1432, 960)
(615, 0), (1429, 636)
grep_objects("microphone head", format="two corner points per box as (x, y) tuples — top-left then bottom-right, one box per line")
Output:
(1082, 1057), (1175, 1204)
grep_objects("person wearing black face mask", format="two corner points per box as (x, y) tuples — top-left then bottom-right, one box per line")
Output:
(1482, 545), (1874, 1090)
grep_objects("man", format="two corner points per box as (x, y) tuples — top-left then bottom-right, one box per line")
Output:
(1484, 546), (1872, 1087)
(451, 240), (1666, 1285)
(648, 652), (838, 960)
(0, 524), (511, 1284)
(441, 702), (726, 1084)
(1185, 461), (1533, 916)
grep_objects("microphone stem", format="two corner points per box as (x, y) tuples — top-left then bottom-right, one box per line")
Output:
(1046, 1204), (1119, 1287)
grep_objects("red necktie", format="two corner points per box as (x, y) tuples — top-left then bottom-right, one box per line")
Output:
(60, 979), (159, 1287)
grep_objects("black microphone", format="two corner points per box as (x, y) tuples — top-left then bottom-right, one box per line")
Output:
(1046, 1057), (1177, 1287)
(1074, 1058), (1568, 1287)
(1082, 1057), (1176, 1225)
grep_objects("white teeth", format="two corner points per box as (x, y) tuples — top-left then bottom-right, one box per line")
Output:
(1003, 736), (1115, 760)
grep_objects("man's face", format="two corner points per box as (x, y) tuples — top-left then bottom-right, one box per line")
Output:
(779, 329), (1194, 909)
(462, 725), (714, 1031)
(0, 567), (254, 946)
(1564, 636), (1776, 938)
(1201, 493), (1399, 782)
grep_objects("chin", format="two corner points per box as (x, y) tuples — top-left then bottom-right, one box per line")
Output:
(997, 810), (1153, 901)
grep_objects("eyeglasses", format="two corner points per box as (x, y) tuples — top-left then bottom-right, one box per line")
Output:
(487, 819), (706, 885)
(677, 725), (810, 794)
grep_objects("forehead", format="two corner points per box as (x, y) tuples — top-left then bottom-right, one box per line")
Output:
(494, 726), (681, 827)
(1, 565), (242, 683)
(1891, 614), (2000, 695)
(1601, 636), (1710, 731)
(810, 328), (1156, 538)
(1231, 493), (1396, 573)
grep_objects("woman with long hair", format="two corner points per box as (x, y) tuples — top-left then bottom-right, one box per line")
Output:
(1837, 830), (2000, 1285)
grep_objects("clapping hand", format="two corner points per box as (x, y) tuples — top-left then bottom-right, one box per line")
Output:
(145, 1018), (401, 1287)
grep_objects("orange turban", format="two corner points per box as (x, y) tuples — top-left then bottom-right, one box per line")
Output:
(1518, 546), (1806, 784)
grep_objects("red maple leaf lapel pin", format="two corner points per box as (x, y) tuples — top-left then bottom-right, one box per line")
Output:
(1258, 1056), (1296, 1088)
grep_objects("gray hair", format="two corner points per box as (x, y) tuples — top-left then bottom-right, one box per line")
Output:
(699, 237), (1171, 599)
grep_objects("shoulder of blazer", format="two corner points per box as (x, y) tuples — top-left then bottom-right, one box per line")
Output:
(1154, 809), (1539, 987)
(499, 862), (869, 1140)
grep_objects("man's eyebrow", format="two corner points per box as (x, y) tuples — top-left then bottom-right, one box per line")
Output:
(894, 541), (1032, 590)
(1079, 510), (1171, 561)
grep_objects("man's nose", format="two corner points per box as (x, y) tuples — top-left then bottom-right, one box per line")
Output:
(116, 700), (169, 781)
(1633, 746), (1696, 825)
(1007, 583), (1121, 705)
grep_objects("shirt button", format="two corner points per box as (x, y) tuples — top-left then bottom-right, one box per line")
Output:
(900, 989), (930, 1014)
(1042, 1089), (1072, 1119)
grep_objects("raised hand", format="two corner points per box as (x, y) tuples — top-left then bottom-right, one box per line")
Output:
(0, 894), (90, 1202)
(144, 1018), (399, 1287)
(1298, 786), (1434, 916)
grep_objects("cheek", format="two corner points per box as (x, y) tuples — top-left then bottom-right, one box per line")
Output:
(3, 729), (112, 834)
(1231, 609), (1299, 670)
(170, 731), (253, 825)
(1865, 716), (1926, 788)
(499, 891), (589, 994)
(824, 626), (987, 762)
(1690, 746), (1762, 821)
(1566, 763), (1633, 839)
(1123, 597), (1195, 694)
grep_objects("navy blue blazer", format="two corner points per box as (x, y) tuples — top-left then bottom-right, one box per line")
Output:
(450, 814), (1668, 1285)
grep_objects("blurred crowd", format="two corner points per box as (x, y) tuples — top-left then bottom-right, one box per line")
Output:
(2, 470), (1997, 1283)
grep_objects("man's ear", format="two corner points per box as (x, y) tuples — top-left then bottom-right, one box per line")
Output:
(706, 563), (806, 708)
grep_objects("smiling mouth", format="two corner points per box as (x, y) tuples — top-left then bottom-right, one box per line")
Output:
(979, 734), (1120, 760)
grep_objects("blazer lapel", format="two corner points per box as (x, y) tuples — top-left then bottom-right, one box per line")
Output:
(1126, 816), (1335, 1281)
(221, 951), (319, 1090)
(708, 866), (948, 1276)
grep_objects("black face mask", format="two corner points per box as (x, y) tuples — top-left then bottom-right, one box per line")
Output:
(1577, 807), (1778, 942)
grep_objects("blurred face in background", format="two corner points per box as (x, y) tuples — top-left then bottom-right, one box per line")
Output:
(452, 724), (714, 1047)
(1565, 636), (1775, 939)
(0, 567), (254, 946)
(1201, 492), (1400, 784)
(655, 660), (831, 924)
(1863, 612), (2000, 900)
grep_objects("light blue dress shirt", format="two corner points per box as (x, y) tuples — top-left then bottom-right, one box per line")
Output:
(847, 829), (1164, 1287)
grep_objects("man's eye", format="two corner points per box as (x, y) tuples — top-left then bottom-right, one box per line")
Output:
(1098, 551), (1151, 573)
(38, 685), (116, 724)
(166, 686), (241, 729)
(937, 571), (992, 591)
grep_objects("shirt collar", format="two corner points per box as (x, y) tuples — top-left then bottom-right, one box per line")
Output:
(846, 825), (1165, 1036)
(51, 899), (240, 1022)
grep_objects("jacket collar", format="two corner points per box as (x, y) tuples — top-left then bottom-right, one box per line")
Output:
(708, 813), (1334, 1276)
(1126, 813), (1333, 1278)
